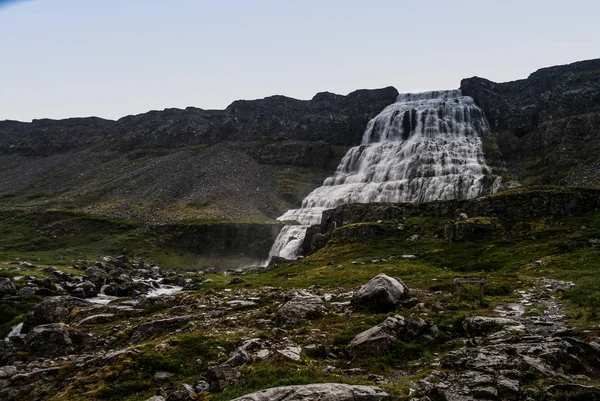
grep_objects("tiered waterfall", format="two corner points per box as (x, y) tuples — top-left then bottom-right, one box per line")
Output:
(267, 90), (500, 261)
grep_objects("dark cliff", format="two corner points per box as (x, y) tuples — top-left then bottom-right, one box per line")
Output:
(461, 59), (600, 187)
(0, 87), (398, 156)
(0, 87), (398, 222)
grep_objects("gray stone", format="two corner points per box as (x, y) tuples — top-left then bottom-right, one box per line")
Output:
(19, 286), (37, 297)
(277, 346), (302, 361)
(545, 383), (600, 400)
(351, 274), (409, 313)
(21, 296), (91, 334)
(230, 383), (389, 400)
(166, 383), (194, 400)
(24, 323), (73, 358)
(0, 278), (17, 298)
(154, 371), (174, 382)
(195, 380), (210, 392)
(223, 348), (251, 367)
(463, 316), (522, 337)
(496, 376), (519, 400)
(276, 294), (326, 326)
(347, 315), (438, 358)
(129, 316), (192, 343)
(0, 366), (17, 379)
(207, 365), (242, 392)
(77, 314), (116, 325)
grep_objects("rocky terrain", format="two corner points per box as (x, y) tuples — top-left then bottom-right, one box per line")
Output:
(1, 187), (600, 400)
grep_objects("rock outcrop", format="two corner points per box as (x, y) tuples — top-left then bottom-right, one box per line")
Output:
(24, 323), (75, 358)
(351, 274), (409, 313)
(347, 315), (438, 358)
(276, 292), (326, 326)
(21, 296), (91, 334)
(230, 383), (389, 401)
(461, 58), (600, 188)
(0, 278), (17, 298)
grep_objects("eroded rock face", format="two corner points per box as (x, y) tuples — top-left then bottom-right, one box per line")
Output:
(276, 293), (326, 326)
(207, 365), (242, 393)
(463, 316), (523, 337)
(230, 383), (389, 401)
(24, 323), (74, 358)
(351, 274), (409, 313)
(347, 315), (438, 358)
(21, 296), (91, 334)
(461, 59), (600, 187)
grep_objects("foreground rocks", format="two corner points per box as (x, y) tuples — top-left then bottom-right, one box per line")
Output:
(351, 274), (409, 312)
(24, 323), (77, 358)
(347, 315), (438, 358)
(230, 383), (389, 401)
(276, 291), (327, 326)
(21, 296), (91, 334)
(410, 280), (600, 401)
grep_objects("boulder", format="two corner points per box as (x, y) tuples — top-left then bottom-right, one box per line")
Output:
(129, 316), (192, 343)
(84, 266), (110, 286)
(230, 383), (389, 400)
(166, 383), (195, 401)
(207, 365), (242, 392)
(463, 316), (523, 337)
(347, 315), (438, 358)
(0, 278), (17, 298)
(276, 294), (326, 326)
(0, 366), (17, 379)
(24, 323), (74, 358)
(74, 280), (98, 298)
(544, 383), (600, 400)
(351, 274), (409, 313)
(223, 348), (251, 367)
(21, 296), (91, 334)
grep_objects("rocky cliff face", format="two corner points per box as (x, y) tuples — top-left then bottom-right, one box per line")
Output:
(461, 59), (600, 187)
(0, 88), (398, 222)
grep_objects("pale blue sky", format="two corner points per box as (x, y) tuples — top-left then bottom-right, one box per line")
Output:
(1, 0), (599, 122)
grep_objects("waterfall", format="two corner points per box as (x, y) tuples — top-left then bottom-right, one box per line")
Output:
(267, 89), (500, 261)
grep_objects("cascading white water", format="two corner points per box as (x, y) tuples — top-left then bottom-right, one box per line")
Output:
(267, 90), (500, 261)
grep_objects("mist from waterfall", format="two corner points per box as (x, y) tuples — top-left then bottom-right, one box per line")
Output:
(268, 90), (500, 261)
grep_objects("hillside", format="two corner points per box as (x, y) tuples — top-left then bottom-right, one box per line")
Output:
(0, 88), (398, 224)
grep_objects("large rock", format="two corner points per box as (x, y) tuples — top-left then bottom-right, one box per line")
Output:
(463, 316), (523, 337)
(21, 296), (91, 334)
(276, 293), (326, 326)
(24, 323), (74, 358)
(0, 278), (17, 298)
(207, 365), (242, 392)
(230, 383), (389, 400)
(129, 316), (192, 343)
(351, 274), (409, 313)
(544, 383), (600, 401)
(347, 315), (438, 358)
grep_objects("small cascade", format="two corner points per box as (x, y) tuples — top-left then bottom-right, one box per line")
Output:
(87, 278), (182, 305)
(4, 322), (23, 342)
(267, 90), (500, 262)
